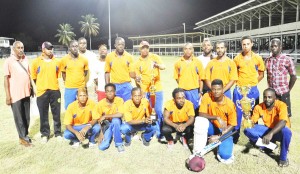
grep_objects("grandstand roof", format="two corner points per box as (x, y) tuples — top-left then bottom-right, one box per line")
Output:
(194, 0), (299, 31)
(128, 32), (209, 39)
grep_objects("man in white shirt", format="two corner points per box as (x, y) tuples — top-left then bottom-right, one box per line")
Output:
(78, 37), (98, 100)
(197, 38), (215, 95)
(94, 44), (108, 101)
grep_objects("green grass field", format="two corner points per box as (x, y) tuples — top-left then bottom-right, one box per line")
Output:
(0, 56), (299, 174)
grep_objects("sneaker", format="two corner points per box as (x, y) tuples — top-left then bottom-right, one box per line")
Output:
(217, 154), (234, 164)
(55, 135), (63, 142)
(140, 134), (150, 146)
(89, 142), (97, 149)
(71, 141), (80, 148)
(132, 132), (139, 140)
(278, 159), (289, 167)
(180, 136), (189, 149)
(167, 140), (174, 149)
(117, 145), (125, 153)
(158, 136), (166, 143)
(124, 141), (131, 147)
(41, 136), (48, 144)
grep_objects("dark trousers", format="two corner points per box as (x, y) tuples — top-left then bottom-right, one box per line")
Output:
(161, 122), (193, 141)
(276, 91), (292, 117)
(37, 90), (61, 137)
(11, 97), (30, 140)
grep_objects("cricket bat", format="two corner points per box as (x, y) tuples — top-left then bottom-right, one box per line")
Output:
(197, 130), (237, 157)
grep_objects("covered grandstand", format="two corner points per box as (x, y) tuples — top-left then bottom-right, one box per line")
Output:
(129, 0), (299, 61)
(194, 0), (300, 60)
(128, 32), (212, 56)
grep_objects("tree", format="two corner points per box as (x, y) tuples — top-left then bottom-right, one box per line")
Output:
(79, 14), (100, 50)
(55, 23), (76, 46)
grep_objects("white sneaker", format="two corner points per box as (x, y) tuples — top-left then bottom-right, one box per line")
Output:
(71, 142), (80, 148)
(55, 135), (63, 142)
(217, 154), (234, 164)
(89, 142), (97, 149)
(40, 136), (48, 144)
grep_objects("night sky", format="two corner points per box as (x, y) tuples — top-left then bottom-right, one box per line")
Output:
(0, 0), (248, 50)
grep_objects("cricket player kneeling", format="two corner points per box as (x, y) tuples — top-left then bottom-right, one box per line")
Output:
(193, 79), (237, 164)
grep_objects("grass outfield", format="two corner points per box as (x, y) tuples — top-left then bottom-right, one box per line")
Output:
(0, 56), (299, 174)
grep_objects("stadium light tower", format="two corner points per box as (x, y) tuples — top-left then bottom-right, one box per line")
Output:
(183, 23), (186, 43)
(108, 0), (111, 52)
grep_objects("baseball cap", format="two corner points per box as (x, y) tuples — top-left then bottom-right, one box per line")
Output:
(186, 156), (205, 172)
(42, 42), (53, 50)
(139, 41), (150, 48)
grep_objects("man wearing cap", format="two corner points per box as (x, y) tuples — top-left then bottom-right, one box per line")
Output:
(31, 42), (62, 143)
(61, 40), (89, 109)
(4, 41), (33, 147)
(174, 43), (205, 115)
(78, 37), (98, 101)
(94, 44), (108, 101)
(105, 37), (134, 102)
(132, 40), (165, 139)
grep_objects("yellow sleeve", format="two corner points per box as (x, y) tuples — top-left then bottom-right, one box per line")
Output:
(60, 57), (67, 72)
(154, 54), (163, 64)
(251, 105), (261, 123)
(164, 101), (172, 111)
(199, 94), (209, 113)
(173, 61), (179, 80)
(227, 103), (237, 126)
(64, 103), (74, 125)
(257, 56), (265, 72)
(229, 60), (238, 80)
(123, 101), (132, 122)
(205, 62), (213, 80)
(197, 61), (205, 80)
(105, 55), (111, 73)
(278, 102), (289, 122)
(84, 57), (89, 71)
(92, 102), (103, 120)
(187, 101), (195, 117)
(30, 59), (38, 80)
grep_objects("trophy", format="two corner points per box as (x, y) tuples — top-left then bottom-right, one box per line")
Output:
(149, 62), (157, 122)
(237, 86), (253, 128)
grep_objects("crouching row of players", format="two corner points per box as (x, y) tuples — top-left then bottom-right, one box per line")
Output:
(64, 80), (291, 167)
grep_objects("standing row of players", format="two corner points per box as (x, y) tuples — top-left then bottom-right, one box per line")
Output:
(4, 35), (296, 167)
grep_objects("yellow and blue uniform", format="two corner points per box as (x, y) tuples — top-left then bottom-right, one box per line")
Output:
(244, 100), (291, 161)
(195, 93), (236, 161)
(105, 51), (133, 101)
(233, 51), (265, 140)
(120, 98), (155, 143)
(205, 56), (238, 99)
(61, 54), (88, 109)
(134, 53), (164, 138)
(63, 99), (100, 143)
(174, 56), (204, 109)
(92, 97), (124, 150)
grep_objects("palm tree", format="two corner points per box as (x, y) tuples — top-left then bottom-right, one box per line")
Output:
(55, 23), (76, 46)
(79, 14), (100, 50)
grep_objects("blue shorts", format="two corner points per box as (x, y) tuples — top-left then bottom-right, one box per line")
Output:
(114, 82), (133, 102)
(64, 88), (78, 109)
